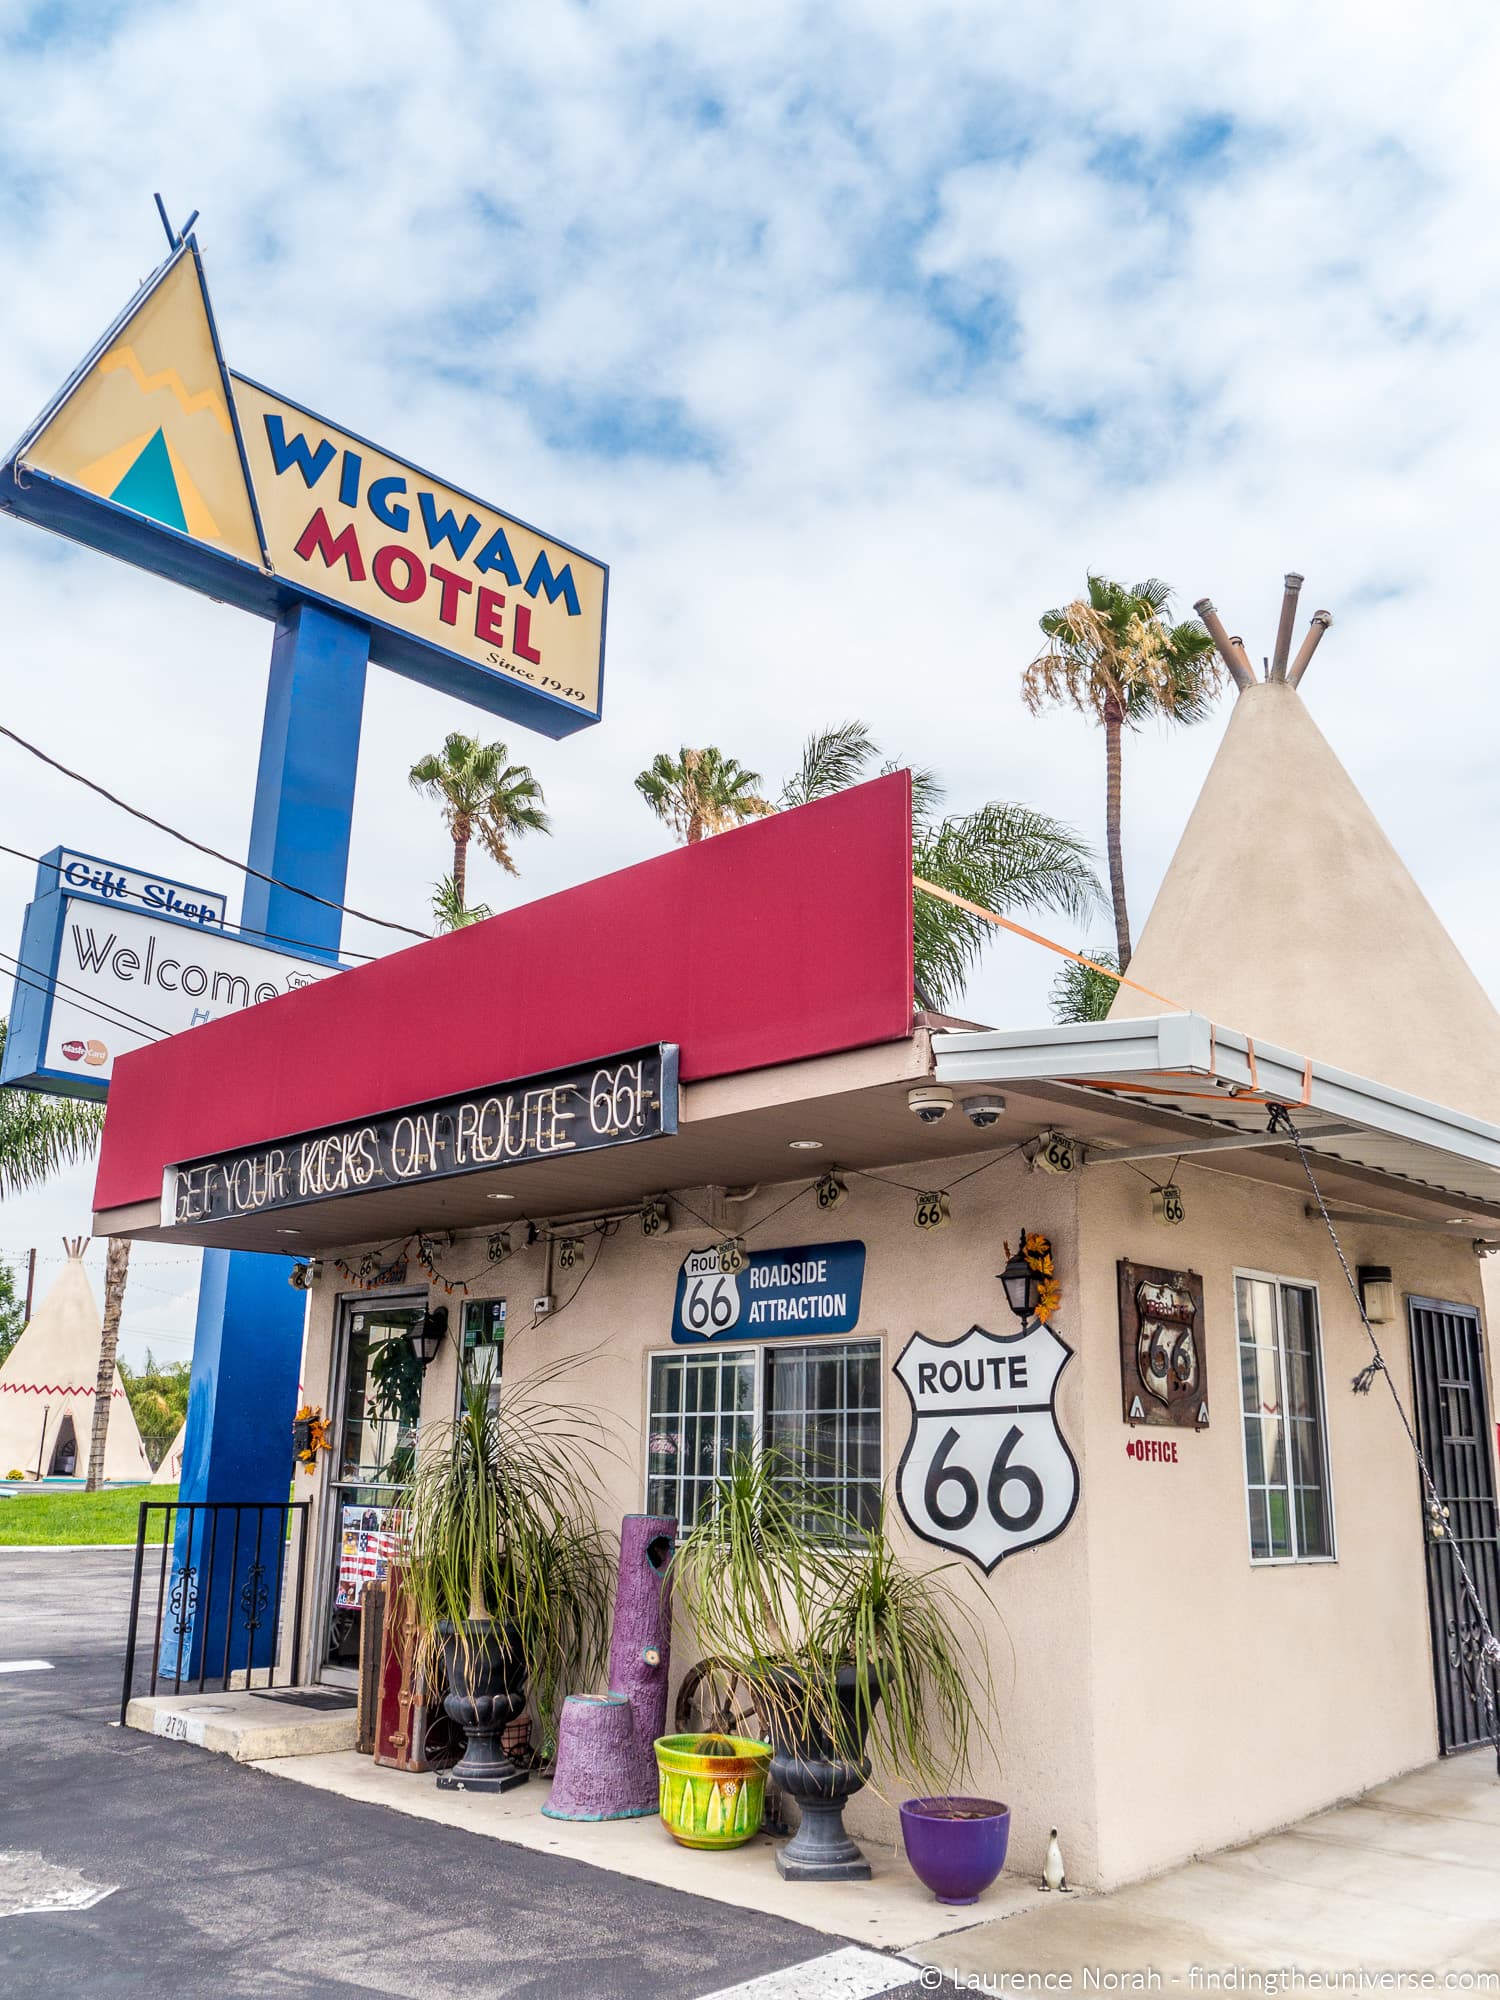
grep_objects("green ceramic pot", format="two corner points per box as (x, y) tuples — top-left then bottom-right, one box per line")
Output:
(654, 1732), (771, 1850)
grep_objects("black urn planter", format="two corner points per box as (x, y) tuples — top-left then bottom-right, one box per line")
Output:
(767, 1662), (882, 1882)
(436, 1618), (529, 1794)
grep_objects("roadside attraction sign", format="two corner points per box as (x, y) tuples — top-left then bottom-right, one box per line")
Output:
(0, 236), (607, 735)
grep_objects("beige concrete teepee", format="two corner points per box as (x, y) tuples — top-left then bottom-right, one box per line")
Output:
(1110, 575), (1500, 1123)
(150, 1420), (186, 1484)
(0, 1240), (150, 1482)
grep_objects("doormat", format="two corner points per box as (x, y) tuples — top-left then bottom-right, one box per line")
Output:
(248, 1690), (357, 1712)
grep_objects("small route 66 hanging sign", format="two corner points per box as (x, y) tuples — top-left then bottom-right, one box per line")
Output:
(893, 1322), (1080, 1573)
(1118, 1260), (1209, 1429)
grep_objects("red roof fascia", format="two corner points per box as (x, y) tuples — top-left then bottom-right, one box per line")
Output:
(94, 771), (915, 1211)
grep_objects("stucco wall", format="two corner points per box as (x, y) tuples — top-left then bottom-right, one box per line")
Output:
(1079, 1158), (1484, 1888)
(302, 1152), (1098, 1882)
(298, 1146), (1488, 1892)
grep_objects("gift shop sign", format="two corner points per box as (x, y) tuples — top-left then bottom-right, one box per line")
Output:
(894, 1322), (1079, 1574)
(671, 1241), (865, 1344)
(0, 847), (333, 1100)
(53, 848), (227, 928)
(167, 1044), (679, 1226)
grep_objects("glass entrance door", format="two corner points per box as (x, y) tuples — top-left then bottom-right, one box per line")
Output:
(321, 1298), (427, 1679)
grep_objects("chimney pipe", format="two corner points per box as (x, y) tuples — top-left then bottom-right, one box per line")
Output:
(1287, 611), (1333, 688)
(1193, 598), (1256, 693)
(1269, 572), (1304, 682)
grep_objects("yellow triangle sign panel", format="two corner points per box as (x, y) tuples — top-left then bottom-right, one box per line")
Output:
(23, 251), (263, 567)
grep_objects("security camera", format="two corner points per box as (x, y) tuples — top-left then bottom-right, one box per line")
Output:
(963, 1093), (1006, 1129)
(908, 1086), (954, 1125)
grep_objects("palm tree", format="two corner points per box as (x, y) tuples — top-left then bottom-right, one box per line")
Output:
(1022, 577), (1220, 972)
(87, 1234), (130, 1491)
(409, 733), (551, 908)
(777, 722), (1101, 1013)
(635, 747), (772, 844)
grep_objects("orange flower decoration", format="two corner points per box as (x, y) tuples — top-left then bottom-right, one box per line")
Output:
(1022, 1233), (1061, 1325)
(293, 1404), (331, 1474)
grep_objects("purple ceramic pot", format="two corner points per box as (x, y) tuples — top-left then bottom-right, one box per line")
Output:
(899, 1796), (1011, 1905)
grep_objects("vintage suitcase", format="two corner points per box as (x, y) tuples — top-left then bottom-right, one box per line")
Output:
(372, 1577), (459, 1772)
(356, 1578), (388, 1755)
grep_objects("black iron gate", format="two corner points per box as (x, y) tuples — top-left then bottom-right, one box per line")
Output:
(120, 1499), (311, 1725)
(1408, 1297), (1500, 1754)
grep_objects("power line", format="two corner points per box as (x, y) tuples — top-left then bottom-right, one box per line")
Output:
(0, 945), (176, 1043)
(0, 721), (428, 943)
(0, 949), (173, 1047)
(0, 842), (378, 963)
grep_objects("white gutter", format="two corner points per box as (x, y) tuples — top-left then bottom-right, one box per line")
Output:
(932, 1013), (1500, 1212)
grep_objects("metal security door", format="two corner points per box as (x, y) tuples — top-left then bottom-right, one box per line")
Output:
(1408, 1298), (1500, 1753)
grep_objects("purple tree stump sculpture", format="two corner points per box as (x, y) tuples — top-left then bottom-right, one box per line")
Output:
(542, 1514), (676, 1821)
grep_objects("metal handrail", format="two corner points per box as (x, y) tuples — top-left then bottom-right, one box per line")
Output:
(120, 1499), (311, 1726)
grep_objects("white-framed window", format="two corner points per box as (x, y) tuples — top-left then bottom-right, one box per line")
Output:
(1235, 1271), (1335, 1563)
(646, 1340), (882, 1534)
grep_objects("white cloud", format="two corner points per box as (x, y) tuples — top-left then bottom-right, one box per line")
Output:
(1, 0), (1498, 1335)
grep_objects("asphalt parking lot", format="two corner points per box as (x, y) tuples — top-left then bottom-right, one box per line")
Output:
(0, 1546), (947, 1999)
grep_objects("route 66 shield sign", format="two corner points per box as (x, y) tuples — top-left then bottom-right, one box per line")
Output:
(893, 1322), (1079, 1574)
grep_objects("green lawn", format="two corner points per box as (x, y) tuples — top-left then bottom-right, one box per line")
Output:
(0, 1484), (176, 1546)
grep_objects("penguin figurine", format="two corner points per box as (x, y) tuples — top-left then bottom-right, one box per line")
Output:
(1042, 1828), (1067, 1892)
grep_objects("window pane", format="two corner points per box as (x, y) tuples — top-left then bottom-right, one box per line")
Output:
(647, 1350), (754, 1532)
(1236, 1278), (1334, 1563)
(1282, 1285), (1332, 1558)
(1237, 1277), (1290, 1560)
(765, 1339), (881, 1537)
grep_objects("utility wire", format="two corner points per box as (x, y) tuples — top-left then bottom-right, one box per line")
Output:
(0, 841), (378, 963)
(0, 945), (177, 1043)
(1271, 1103), (1500, 1770)
(0, 950), (172, 1047)
(0, 722), (428, 943)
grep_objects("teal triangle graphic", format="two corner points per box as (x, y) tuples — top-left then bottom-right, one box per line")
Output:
(109, 428), (187, 533)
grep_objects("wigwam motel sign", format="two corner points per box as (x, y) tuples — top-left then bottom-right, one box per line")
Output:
(0, 237), (607, 736)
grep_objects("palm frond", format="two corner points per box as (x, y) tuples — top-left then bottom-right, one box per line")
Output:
(1024, 577), (1223, 732)
(912, 804), (1102, 1011)
(411, 734), (550, 882)
(0, 1023), (103, 1197)
(1049, 946), (1121, 1024)
(430, 877), (493, 932)
(780, 721), (879, 809)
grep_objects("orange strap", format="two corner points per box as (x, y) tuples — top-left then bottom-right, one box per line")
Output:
(911, 877), (1312, 1109)
(912, 876), (1185, 1011)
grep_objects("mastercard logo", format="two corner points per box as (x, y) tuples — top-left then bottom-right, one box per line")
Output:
(84, 1040), (108, 1067)
(61, 1040), (86, 1062)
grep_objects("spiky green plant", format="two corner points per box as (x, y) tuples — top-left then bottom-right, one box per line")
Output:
(400, 1361), (615, 1746)
(670, 1449), (990, 1793)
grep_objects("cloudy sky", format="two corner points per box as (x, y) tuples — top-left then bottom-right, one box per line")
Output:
(0, 0), (1495, 1364)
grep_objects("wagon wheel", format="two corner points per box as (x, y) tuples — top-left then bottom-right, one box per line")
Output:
(673, 1656), (788, 1834)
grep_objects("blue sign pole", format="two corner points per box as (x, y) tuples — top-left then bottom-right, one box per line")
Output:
(167, 602), (368, 1680)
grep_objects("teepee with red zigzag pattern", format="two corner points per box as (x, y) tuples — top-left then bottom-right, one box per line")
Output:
(0, 1240), (149, 1482)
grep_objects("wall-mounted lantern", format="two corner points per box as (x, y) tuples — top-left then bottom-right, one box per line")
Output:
(999, 1238), (1041, 1323)
(411, 1306), (449, 1368)
(1357, 1266), (1396, 1325)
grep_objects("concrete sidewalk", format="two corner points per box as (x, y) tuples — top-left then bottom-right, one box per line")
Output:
(901, 1751), (1500, 1988)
